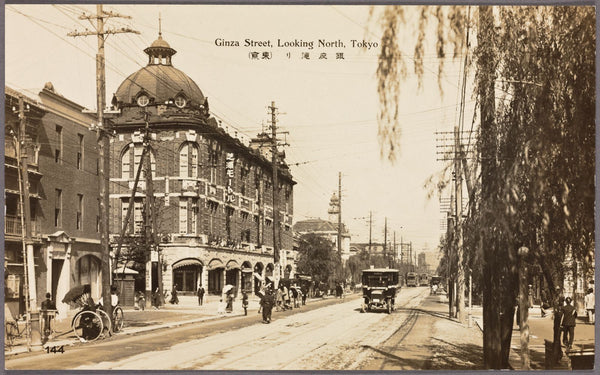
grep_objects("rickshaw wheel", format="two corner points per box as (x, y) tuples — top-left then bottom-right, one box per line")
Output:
(72, 310), (103, 342)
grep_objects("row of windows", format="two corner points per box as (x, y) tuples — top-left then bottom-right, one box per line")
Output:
(120, 142), (292, 201)
(122, 198), (290, 239)
(54, 189), (99, 232)
(54, 125), (85, 171)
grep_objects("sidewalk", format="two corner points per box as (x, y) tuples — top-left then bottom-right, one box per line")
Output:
(471, 304), (595, 370)
(5, 293), (325, 358)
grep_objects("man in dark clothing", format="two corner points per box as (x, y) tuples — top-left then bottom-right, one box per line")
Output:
(561, 297), (577, 349)
(261, 289), (274, 323)
(242, 291), (249, 315)
(197, 286), (205, 306)
(41, 292), (57, 311)
(41, 293), (57, 344)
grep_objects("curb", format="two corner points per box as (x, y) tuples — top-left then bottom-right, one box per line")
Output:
(4, 311), (244, 359)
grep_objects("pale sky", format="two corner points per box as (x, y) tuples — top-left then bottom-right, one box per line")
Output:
(5, 4), (477, 269)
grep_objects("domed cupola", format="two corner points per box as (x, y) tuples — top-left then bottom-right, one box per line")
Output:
(113, 26), (207, 113)
(144, 30), (177, 66)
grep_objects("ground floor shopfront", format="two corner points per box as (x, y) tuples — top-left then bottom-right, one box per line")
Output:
(4, 231), (104, 320)
(159, 244), (295, 298)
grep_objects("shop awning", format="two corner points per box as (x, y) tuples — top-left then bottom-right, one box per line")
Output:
(226, 260), (240, 270)
(172, 258), (203, 269)
(207, 259), (224, 270)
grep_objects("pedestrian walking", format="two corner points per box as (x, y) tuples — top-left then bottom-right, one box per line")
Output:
(561, 297), (577, 349)
(152, 288), (160, 309)
(242, 291), (249, 316)
(275, 287), (283, 311)
(226, 292), (234, 313)
(261, 288), (274, 323)
(217, 299), (226, 315)
(41, 292), (57, 344)
(291, 285), (299, 308)
(170, 284), (179, 305)
(584, 288), (594, 324)
(301, 286), (308, 305)
(136, 291), (146, 311)
(282, 285), (291, 310)
(197, 285), (205, 306)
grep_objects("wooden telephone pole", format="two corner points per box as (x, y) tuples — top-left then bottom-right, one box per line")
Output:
(269, 101), (281, 287)
(337, 172), (342, 257)
(68, 5), (139, 328)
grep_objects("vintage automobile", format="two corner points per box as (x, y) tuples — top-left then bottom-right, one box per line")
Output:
(360, 268), (400, 314)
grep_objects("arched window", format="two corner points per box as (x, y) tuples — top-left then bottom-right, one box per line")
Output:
(120, 145), (131, 179)
(121, 144), (156, 179)
(179, 142), (198, 178)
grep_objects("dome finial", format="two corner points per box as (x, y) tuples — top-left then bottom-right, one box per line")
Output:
(158, 12), (162, 37)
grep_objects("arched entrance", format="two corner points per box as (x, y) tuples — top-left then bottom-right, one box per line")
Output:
(225, 260), (240, 296)
(265, 263), (274, 285)
(253, 262), (264, 294)
(241, 261), (253, 293)
(172, 258), (203, 295)
(76, 255), (102, 301)
(207, 258), (224, 294)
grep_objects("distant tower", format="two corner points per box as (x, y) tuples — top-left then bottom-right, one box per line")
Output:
(327, 192), (339, 223)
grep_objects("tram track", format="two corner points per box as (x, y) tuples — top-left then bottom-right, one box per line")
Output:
(69, 287), (430, 370)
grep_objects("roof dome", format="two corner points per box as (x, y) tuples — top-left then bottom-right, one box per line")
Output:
(114, 33), (205, 108)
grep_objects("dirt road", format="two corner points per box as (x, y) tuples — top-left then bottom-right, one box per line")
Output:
(69, 287), (430, 370)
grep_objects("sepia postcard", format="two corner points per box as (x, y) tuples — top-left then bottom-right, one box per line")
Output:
(3, 3), (596, 372)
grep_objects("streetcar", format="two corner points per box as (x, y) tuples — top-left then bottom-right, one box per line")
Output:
(405, 272), (419, 287)
(420, 273), (430, 286)
(360, 268), (400, 314)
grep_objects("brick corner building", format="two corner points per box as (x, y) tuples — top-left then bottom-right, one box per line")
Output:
(108, 32), (295, 298)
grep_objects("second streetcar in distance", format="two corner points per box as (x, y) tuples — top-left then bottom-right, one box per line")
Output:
(405, 272), (419, 287)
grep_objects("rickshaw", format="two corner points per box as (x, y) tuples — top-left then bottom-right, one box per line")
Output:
(360, 268), (400, 314)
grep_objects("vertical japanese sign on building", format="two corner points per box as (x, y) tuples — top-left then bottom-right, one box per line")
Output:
(225, 152), (236, 204)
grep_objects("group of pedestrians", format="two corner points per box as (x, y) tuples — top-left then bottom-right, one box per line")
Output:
(258, 283), (307, 324)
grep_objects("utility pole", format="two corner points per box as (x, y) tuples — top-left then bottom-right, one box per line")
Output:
(337, 172), (342, 257)
(455, 114), (466, 324)
(383, 217), (388, 263)
(143, 112), (163, 306)
(18, 96), (37, 310)
(392, 231), (396, 267)
(15, 96), (41, 348)
(68, 5), (139, 329)
(269, 101), (281, 287)
(368, 211), (372, 253)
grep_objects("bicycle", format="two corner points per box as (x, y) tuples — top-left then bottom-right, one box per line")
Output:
(5, 314), (30, 350)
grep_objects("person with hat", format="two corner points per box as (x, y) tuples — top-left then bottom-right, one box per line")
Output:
(561, 296), (577, 349)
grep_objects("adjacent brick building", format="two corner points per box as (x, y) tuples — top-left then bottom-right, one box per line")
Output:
(4, 84), (102, 318)
(108, 33), (295, 297)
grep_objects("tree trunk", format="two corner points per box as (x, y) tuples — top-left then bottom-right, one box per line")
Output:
(478, 5), (503, 369)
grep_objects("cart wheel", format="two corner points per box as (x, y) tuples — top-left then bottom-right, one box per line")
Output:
(72, 311), (103, 342)
(113, 307), (124, 332)
(97, 308), (112, 335)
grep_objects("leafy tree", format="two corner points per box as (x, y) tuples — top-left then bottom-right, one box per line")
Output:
(296, 233), (342, 287)
(372, 5), (595, 369)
